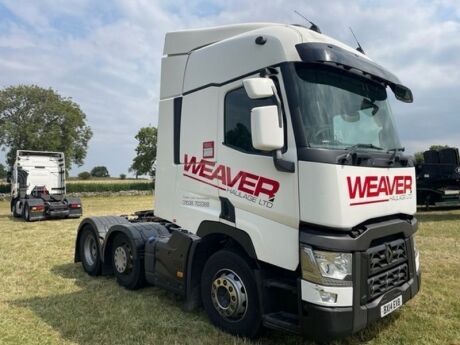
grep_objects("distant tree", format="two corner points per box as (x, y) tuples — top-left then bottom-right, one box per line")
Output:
(78, 171), (91, 180)
(91, 166), (110, 178)
(414, 152), (424, 164)
(414, 145), (451, 163)
(0, 85), (92, 170)
(429, 145), (450, 151)
(119, 173), (127, 180)
(130, 126), (157, 178)
(0, 163), (7, 180)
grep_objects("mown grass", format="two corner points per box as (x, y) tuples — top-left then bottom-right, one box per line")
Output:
(0, 196), (459, 345)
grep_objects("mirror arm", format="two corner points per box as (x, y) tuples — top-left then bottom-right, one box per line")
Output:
(273, 149), (295, 173)
(271, 85), (283, 128)
(269, 82), (294, 173)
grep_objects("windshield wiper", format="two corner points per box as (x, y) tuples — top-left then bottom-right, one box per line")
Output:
(337, 144), (385, 166)
(387, 147), (406, 165)
(346, 143), (384, 151)
(387, 147), (405, 153)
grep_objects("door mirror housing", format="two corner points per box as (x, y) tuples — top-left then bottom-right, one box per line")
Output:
(251, 105), (283, 151)
(243, 78), (275, 99)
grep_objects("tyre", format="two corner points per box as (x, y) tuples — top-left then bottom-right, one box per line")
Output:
(111, 234), (145, 290)
(79, 227), (102, 276)
(23, 203), (31, 222)
(201, 250), (262, 338)
(11, 200), (20, 218)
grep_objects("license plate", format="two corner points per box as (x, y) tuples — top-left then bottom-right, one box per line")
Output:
(380, 295), (402, 317)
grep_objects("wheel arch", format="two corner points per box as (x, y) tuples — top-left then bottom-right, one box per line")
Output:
(184, 221), (259, 311)
(74, 216), (130, 264)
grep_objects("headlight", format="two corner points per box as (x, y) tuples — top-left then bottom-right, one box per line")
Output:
(413, 238), (420, 272)
(300, 246), (352, 286)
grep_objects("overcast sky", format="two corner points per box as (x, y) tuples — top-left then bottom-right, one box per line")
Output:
(1, 0), (459, 176)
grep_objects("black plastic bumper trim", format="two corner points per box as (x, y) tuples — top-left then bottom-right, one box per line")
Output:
(298, 271), (420, 341)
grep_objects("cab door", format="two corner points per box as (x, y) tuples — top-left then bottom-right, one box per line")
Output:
(216, 72), (300, 271)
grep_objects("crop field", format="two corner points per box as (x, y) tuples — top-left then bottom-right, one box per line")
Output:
(66, 178), (151, 184)
(0, 195), (459, 345)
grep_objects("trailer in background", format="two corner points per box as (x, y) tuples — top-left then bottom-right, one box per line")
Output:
(416, 147), (460, 207)
(10, 150), (82, 221)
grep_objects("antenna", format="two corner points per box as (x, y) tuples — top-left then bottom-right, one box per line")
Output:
(349, 27), (365, 54)
(294, 10), (321, 34)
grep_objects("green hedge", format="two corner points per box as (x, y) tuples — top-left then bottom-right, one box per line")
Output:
(0, 184), (9, 194)
(0, 182), (154, 194)
(66, 182), (154, 193)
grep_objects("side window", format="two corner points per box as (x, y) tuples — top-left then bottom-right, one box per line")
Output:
(224, 87), (275, 154)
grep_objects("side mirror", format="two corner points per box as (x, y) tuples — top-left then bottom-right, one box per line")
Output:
(391, 84), (413, 103)
(243, 78), (275, 99)
(251, 105), (283, 151)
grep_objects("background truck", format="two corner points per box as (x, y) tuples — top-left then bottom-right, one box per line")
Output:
(416, 147), (460, 207)
(74, 23), (420, 341)
(10, 150), (82, 221)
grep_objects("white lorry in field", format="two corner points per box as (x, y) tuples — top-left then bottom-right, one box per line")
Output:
(74, 23), (420, 341)
(10, 150), (82, 221)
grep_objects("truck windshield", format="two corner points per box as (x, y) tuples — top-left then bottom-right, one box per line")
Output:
(292, 64), (402, 151)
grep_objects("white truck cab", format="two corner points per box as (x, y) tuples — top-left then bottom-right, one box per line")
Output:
(75, 23), (420, 341)
(11, 150), (82, 221)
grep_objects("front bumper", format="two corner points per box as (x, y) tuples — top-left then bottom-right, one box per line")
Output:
(297, 216), (420, 341)
(299, 272), (420, 341)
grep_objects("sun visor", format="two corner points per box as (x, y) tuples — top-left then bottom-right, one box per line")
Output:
(295, 42), (413, 103)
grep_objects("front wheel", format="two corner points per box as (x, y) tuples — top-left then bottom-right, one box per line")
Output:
(201, 250), (262, 338)
(111, 234), (145, 290)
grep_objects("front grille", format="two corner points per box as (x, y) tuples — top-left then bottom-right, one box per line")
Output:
(365, 238), (409, 302)
(367, 239), (407, 276)
(368, 264), (408, 300)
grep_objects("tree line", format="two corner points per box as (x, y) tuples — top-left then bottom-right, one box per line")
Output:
(0, 85), (157, 180)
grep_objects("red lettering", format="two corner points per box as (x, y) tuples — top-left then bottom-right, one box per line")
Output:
(199, 159), (215, 179)
(255, 177), (280, 200)
(347, 174), (413, 201)
(226, 167), (244, 188)
(238, 172), (258, 195)
(184, 154), (202, 174)
(395, 176), (405, 194)
(210, 165), (226, 185)
(404, 176), (412, 193)
(347, 176), (368, 199)
(366, 176), (379, 197)
(377, 176), (388, 195)
(386, 176), (397, 195)
(183, 154), (280, 200)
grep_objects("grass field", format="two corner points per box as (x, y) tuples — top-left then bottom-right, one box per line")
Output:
(0, 196), (459, 345)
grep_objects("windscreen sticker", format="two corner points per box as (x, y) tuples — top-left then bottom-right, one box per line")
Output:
(183, 154), (279, 208)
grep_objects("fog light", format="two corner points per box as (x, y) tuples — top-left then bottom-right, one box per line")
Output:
(318, 290), (338, 303)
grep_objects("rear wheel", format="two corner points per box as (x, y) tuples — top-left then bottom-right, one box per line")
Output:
(111, 234), (145, 289)
(79, 227), (101, 276)
(201, 250), (262, 338)
(23, 203), (31, 222)
(11, 200), (20, 218)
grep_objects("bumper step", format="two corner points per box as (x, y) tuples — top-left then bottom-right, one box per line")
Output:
(263, 312), (300, 334)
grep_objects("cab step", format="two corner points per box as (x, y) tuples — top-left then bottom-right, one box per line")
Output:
(263, 312), (300, 334)
(264, 278), (297, 294)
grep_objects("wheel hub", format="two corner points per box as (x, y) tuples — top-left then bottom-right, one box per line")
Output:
(114, 246), (129, 274)
(211, 269), (248, 321)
